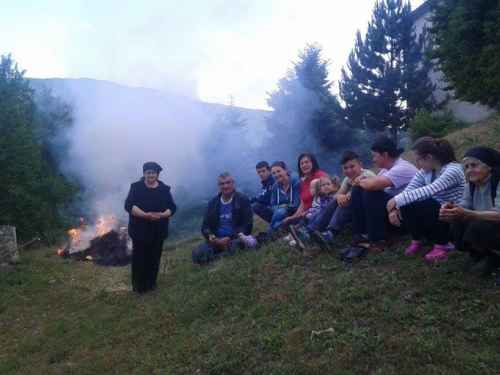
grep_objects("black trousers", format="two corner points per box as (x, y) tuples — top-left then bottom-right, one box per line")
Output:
(350, 187), (406, 241)
(351, 187), (391, 241)
(449, 219), (500, 261)
(131, 237), (164, 293)
(400, 199), (450, 245)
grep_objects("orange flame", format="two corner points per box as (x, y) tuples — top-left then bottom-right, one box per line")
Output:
(95, 214), (117, 236)
(57, 214), (128, 257)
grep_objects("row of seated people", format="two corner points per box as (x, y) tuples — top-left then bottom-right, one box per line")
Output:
(191, 136), (500, 285)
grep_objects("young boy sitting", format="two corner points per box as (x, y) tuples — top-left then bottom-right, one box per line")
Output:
(312, 151), (376, 250)
(250, 161), (275, 223)
(310, 151), (376, 251)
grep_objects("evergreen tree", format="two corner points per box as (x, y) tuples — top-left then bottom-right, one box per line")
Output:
(339, 0), (435, 142)
(427, 0), (500, 109)
(201, 96), (253, 185)
(0, 55), (78, 243)
(266, 44), (350, 162)
(220, 95), (247, 132)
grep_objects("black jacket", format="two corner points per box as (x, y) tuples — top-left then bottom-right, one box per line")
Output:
(124, 179), (177, 241)
(201, 190), (253, 240)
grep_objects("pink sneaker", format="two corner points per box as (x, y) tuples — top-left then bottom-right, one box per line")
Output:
(404, 240), (425, 255)
(425, 243), (455, 261)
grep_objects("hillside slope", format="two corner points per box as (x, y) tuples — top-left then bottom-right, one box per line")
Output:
(1, 118), (500, 374)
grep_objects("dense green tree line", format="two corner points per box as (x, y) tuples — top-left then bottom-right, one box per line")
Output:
(0, 55), (79, 243)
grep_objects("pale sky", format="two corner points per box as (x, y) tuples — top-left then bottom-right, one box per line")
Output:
(0, 0), (424, 110)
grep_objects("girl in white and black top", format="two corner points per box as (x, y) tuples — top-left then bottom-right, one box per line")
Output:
(387, 137), (465, 261)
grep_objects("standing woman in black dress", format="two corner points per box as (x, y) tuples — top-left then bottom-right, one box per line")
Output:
(124, 162), (177, 294)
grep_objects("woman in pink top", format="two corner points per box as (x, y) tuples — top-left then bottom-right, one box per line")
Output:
(283, 152), (326, 225)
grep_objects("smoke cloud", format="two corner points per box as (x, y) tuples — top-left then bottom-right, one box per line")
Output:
(34, 78), (268, 226)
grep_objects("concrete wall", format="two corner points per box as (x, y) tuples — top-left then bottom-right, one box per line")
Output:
(0, 226), (19, 263)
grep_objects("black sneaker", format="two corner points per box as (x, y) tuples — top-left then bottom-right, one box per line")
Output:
(343, 243), (370, 262)
(338, 245), (353, 259)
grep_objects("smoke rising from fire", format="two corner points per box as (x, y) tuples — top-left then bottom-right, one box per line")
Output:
(38, 78), (268, 225)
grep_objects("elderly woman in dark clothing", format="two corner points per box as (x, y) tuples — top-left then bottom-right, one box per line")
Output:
(440, 146), (500, 282)
(124, 162), (177, 294)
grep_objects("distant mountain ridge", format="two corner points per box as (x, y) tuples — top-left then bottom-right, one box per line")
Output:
(24, 77), (271, 221)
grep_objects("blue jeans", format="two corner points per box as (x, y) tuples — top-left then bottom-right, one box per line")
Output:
(268, 207), (295, 232)
(308, 200), (351, 235)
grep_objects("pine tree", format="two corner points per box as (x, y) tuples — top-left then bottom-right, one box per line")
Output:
(266, 44), (350, 162)
(201, 95), (253, 184)
(427, 0), (500, 109)
(339, 0), (435, 142)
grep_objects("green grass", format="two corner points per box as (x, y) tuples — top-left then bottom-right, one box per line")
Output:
(2, 117), (500, 374)
(2, 232), (500, 374)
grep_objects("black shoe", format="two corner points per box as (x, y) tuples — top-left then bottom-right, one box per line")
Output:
(338, 238), (369, 260)
(344, 244), (370, 262)
(469, 257), (500, 275)
(338, 245), (353, 259)
(256, 231), (272, 245)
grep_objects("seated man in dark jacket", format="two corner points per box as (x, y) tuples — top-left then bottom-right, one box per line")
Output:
(191, 172), (253, 264)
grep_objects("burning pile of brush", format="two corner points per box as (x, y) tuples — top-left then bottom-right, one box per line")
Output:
(57, 215), (132, 267)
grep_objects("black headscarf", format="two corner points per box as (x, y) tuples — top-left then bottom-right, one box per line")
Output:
(463, 146), (500, 168)
(143, 162), (163, 174)
(463, 146), (500, 201)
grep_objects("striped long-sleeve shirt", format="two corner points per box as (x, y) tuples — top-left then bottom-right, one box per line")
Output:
(394, 162), (465, 208)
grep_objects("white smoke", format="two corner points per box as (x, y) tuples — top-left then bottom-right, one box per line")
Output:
(36, 78), (268, 224)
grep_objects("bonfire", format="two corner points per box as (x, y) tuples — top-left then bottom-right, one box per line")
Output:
(57, 215), (132, 266)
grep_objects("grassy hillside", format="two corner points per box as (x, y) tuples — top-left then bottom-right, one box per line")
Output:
(403, 114), (500, 161)
(1, 117), (500, 374)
